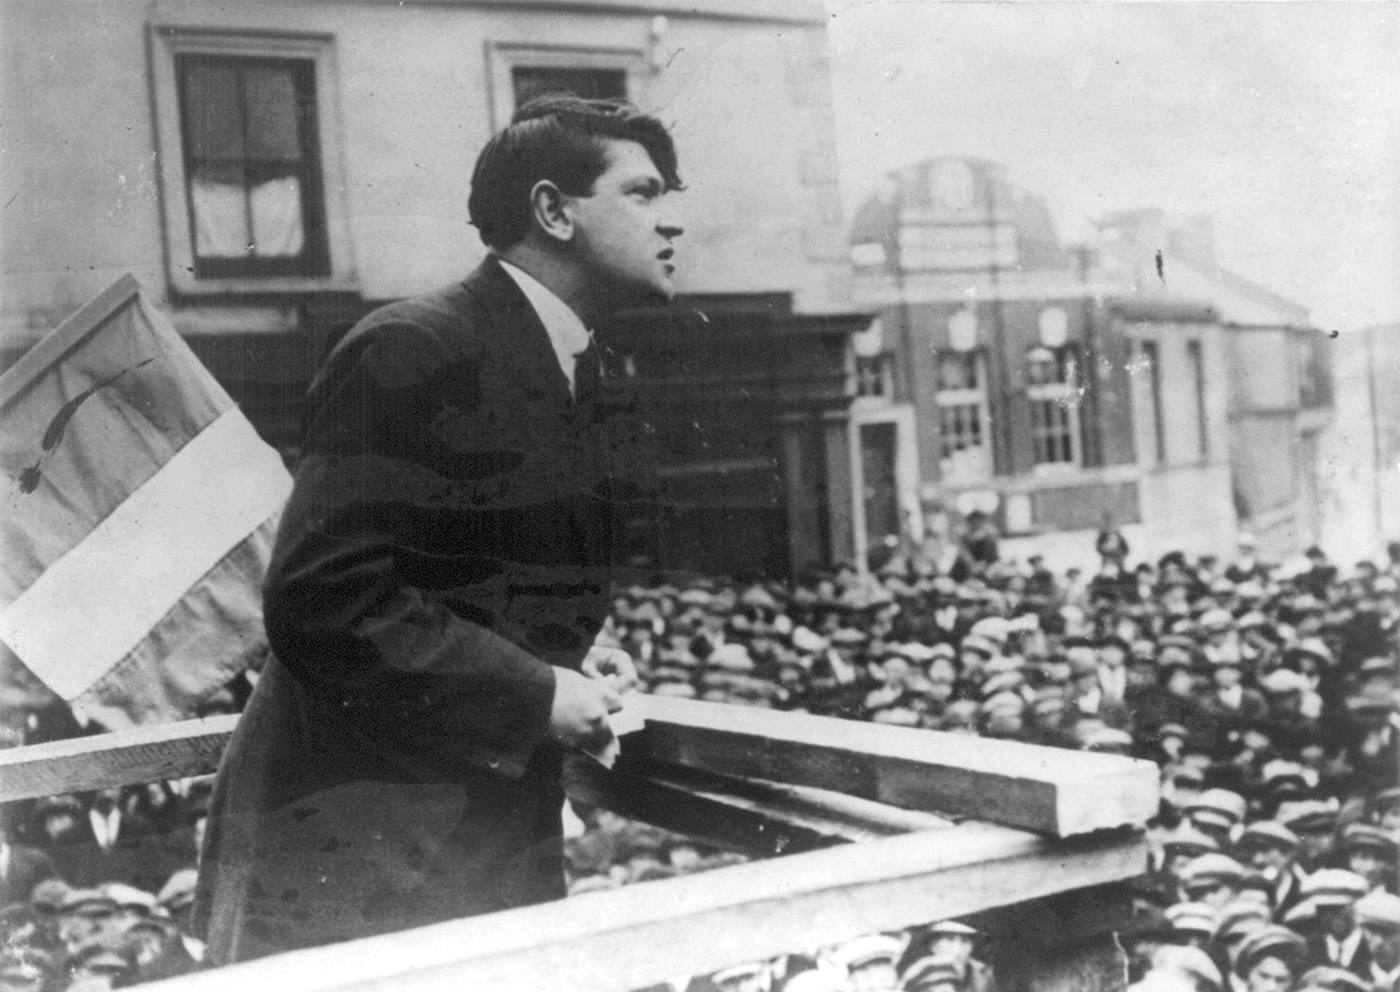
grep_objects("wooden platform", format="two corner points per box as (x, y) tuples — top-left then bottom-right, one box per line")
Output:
(0, 697), (1156, 992)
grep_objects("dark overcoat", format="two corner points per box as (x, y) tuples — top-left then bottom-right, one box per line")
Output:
(194, 257), (614, 963)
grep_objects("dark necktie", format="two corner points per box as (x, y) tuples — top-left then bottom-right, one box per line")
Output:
(574, 337), (601, 408)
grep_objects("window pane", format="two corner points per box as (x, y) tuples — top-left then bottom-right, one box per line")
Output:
(182, 59), (245, 161)
(250, 175), (305, 256)
(244, 64), (302, 161)
(190, 165), (250, 257)
(512, 67), (627, 108)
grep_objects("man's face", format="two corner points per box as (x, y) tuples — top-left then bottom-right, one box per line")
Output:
(1346, 849), (1386, 885)
(1317, 903), (1355, 939)
(1245, 956), (1294, 992)
(568, 139), (683, 310)
(1244, 841), (1292, 878)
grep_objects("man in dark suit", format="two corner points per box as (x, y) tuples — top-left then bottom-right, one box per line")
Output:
(194, 95), (684, 963)
(0, 822), (59, 906)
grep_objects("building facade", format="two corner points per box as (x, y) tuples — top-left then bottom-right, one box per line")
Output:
(1, 0), (872, 579)
(849, 157), (1330, 568)
(1318, 324), (1400, 564)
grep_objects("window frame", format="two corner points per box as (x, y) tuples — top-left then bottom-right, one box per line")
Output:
(933, 349), (993, 483)
(1025, 344), (1083, 471)
(150, 28), (356, 296)
(484, 42), (645, 129)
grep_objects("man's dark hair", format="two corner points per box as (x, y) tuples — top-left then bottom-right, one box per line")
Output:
(468, 93), (683, 250)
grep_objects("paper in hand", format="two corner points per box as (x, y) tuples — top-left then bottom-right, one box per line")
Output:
(580, 692), (645, 769)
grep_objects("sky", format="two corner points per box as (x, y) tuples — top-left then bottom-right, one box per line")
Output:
(825, 1), (1400, 332)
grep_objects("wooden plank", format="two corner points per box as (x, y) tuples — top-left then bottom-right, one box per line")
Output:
(0, 699), (1158, 838)
(0, 714), (236, 801)
(142, 823), (1147, 992)
(628, 696), (1159, 836)
(566, 759), (951, 856)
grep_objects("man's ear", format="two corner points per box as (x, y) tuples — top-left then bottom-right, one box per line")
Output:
(529, 180), (574, 243)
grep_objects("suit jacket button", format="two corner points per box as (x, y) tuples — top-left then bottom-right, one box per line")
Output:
(487, 758), (501, 769)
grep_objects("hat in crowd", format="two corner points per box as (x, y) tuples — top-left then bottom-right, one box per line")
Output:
(1082, 726), (1134, 754)
(925, 920), (979, 938)
(1338, 823), (1398, 859)
(29, 879), (72, 913)
(1216, 901), (1271, 942)
(1165, 901), (1218, 936)
(1198, 608), (1234, 634)
(67, 943), (133, 977)
(60, 888), (118, 916)
(959, 635), (998, 659)
(1237, 821), (1300, 854)
(980, 671), (1025, 698)
(99, 883), (156, 915)
(1286, 637), (1333, 666)
(899, 955), (963, 992)
(780, 968), (847, 992)
(1372, 786), (1400, 815)
(1300, 869), (1369, 907)
(1259, 669), (1309, 695)
(1160, 822), (1221, 859)
(831, 933), (906, 971)
(712, 961), (768, 988)
(708, 644), (756, 673)
(791, 627), (829, 653)
(157, 868), (199, 912)
(1295, 965), (1373, 992)
(1183, 789), (1247, 829)
(1355, 891), (1400, 932)
(1345, 684), (1397, 714)
(1233, 925), (1307, 977)
(1261, 759), (1314, 792)
(1279, 798), (1338, 834)
(1179, 854), (1246, 893)
(830, 628), (869, 648)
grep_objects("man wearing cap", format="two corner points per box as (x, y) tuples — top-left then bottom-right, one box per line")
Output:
(1354, 890), (1400, 988)
(1237, 821), (1309, 918)
(1180, 854), (1248, 911)
(831, 933), (905, 992)
(1232, 925), (1306, 992)
(1337, 824), (1397, 894)
(1301, 869), (1373, 977)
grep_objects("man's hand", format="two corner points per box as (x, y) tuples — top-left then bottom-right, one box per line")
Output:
(549, 667), (623, 751)
(581, 645), (639, 694)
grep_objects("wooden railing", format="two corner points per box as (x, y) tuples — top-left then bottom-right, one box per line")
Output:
(0, 697), (1158, 992)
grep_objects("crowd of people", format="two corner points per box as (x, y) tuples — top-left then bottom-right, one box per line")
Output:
(1, 534), (1396, 991)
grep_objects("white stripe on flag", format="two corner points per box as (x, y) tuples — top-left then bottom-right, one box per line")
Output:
(0, 409), (291, 699)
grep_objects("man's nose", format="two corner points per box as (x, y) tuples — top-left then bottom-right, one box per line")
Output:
(657, 197), (683, 237)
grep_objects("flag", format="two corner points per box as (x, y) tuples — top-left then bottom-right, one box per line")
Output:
(0, 275), (291, 729)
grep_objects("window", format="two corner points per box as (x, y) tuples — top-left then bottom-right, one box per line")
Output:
(512, 67), (626, 108)
(150, 30), (353, 295)
(487, 44), (642, 129)
(1025, 345), (1081, 467)
(1187, 340), (1208, 456)
(176, 54), (327, 279)
(1141, 341), (1165, 463)
(934, 350), (992, 482)
(855, 354), (891, 398)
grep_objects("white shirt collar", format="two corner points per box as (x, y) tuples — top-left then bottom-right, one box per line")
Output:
(1327, 927), (1364, 965)
(497, 258), (592, 398)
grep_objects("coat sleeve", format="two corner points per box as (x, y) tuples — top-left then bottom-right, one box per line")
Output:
(263, 317), (558, 780)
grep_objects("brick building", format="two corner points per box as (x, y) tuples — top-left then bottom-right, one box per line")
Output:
(848, 157), (1331, 567)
